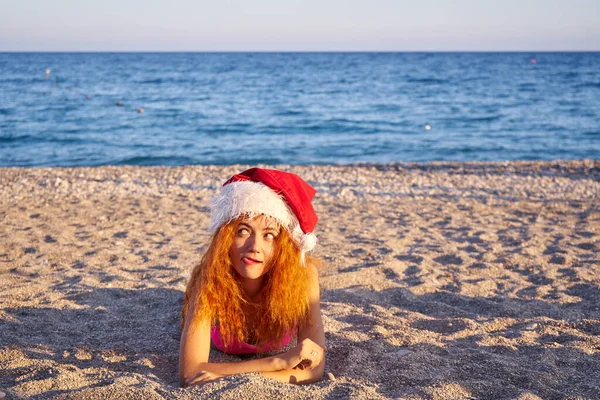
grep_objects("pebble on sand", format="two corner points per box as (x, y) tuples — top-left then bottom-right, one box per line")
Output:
(395, 349), (414, 357)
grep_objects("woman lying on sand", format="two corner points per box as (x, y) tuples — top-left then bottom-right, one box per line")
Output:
(179, 168), (326, 386)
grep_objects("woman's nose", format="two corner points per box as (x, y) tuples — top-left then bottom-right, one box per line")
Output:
(245, 234), (261, 252)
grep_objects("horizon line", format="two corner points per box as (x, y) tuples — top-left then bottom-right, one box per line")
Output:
(1, 50), (599, 53)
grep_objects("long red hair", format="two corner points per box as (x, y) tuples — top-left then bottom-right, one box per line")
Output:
(182, 216), (318, 350)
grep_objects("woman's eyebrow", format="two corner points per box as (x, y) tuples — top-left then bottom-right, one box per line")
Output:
(238, 222), (279, 233)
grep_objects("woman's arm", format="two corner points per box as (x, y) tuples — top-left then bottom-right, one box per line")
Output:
(179, 304), (289, 386)
(260, 264), (326, 384)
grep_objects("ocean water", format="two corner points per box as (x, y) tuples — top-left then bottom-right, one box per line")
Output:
(0, 52), (599, 167)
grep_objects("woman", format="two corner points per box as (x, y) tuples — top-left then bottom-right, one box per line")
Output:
(179, 168), (326, 387)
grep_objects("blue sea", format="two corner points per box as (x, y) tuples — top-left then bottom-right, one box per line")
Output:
(0, 52), (598, 167)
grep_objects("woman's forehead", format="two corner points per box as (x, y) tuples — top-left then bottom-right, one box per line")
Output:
(240, 214), (281, 230)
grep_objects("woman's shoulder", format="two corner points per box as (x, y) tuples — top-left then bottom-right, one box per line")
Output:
(305, 258), (321, 281)
(303, 260), (321, 297)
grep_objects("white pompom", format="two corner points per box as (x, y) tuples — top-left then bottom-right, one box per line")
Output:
(299, 233), (318, 266)
(301, 232), (318, 252)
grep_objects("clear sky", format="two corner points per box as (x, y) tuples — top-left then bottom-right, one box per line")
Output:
(1, 0), (599, 51)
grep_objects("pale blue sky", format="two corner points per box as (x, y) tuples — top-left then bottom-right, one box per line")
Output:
(1, 0), (599, 51)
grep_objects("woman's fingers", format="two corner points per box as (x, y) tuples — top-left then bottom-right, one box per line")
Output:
(287, 338), (326, 370)
(185, 372), (205, 386)
(306, 352), (320, 370)
(185, 371), (221, 387)
(293, 359), (311, 370)
(293, 347), (324, 370)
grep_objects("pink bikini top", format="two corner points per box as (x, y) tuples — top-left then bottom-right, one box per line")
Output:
(210, 325), (293, 355)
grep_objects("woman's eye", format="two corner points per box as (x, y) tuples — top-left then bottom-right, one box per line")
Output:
(265, 233), (276, 241)
(237, 228), (250, 236)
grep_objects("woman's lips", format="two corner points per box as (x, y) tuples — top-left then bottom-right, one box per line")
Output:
(242, 256), (262, 265)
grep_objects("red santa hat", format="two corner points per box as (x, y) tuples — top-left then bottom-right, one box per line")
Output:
(209, 168), (318, 256)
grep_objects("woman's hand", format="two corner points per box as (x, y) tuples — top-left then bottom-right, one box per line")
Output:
(281, 338), (326, 371)
(184, 370), (224, 387)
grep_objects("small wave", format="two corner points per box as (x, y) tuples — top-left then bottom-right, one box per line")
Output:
(0, 78), (35, 85)
(215, 66), (237, 74)
(582, 131), (600, 136)
(460, 76), (485, 83)
(213, 156), (283, 165)
(372, 104), (402, 112)
(46, 137), (85, 144)
(114, 156), (198, 166)
(406, 77), (448, 84)
(138, 78), (166, 84)
(272, 110), (304, 117)
(574, 82), (600, 89)
(561, 72), (580, 80)
(465, 115), (503, 123)
(518, 85), (537, 92)
(137, 77), (190, 85)
(0, 134), (34, 144)
(298, 123), (381, 135)
(205, 123), (253, 136)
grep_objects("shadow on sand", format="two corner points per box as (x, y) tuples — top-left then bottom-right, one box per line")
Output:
(321, 284), (600, 400)
(2, 275), (599, 399)
(1, 285), (184, 398)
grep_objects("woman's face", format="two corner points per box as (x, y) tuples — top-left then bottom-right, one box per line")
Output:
(229, 215), (280, 281)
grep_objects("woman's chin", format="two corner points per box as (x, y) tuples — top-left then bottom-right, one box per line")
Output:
(234, 267), (267, 281)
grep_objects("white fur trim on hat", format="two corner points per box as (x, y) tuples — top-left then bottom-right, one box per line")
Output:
(209, 181), (317, 253)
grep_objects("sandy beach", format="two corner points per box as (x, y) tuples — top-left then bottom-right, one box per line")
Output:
(0, 160), (599, 399)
